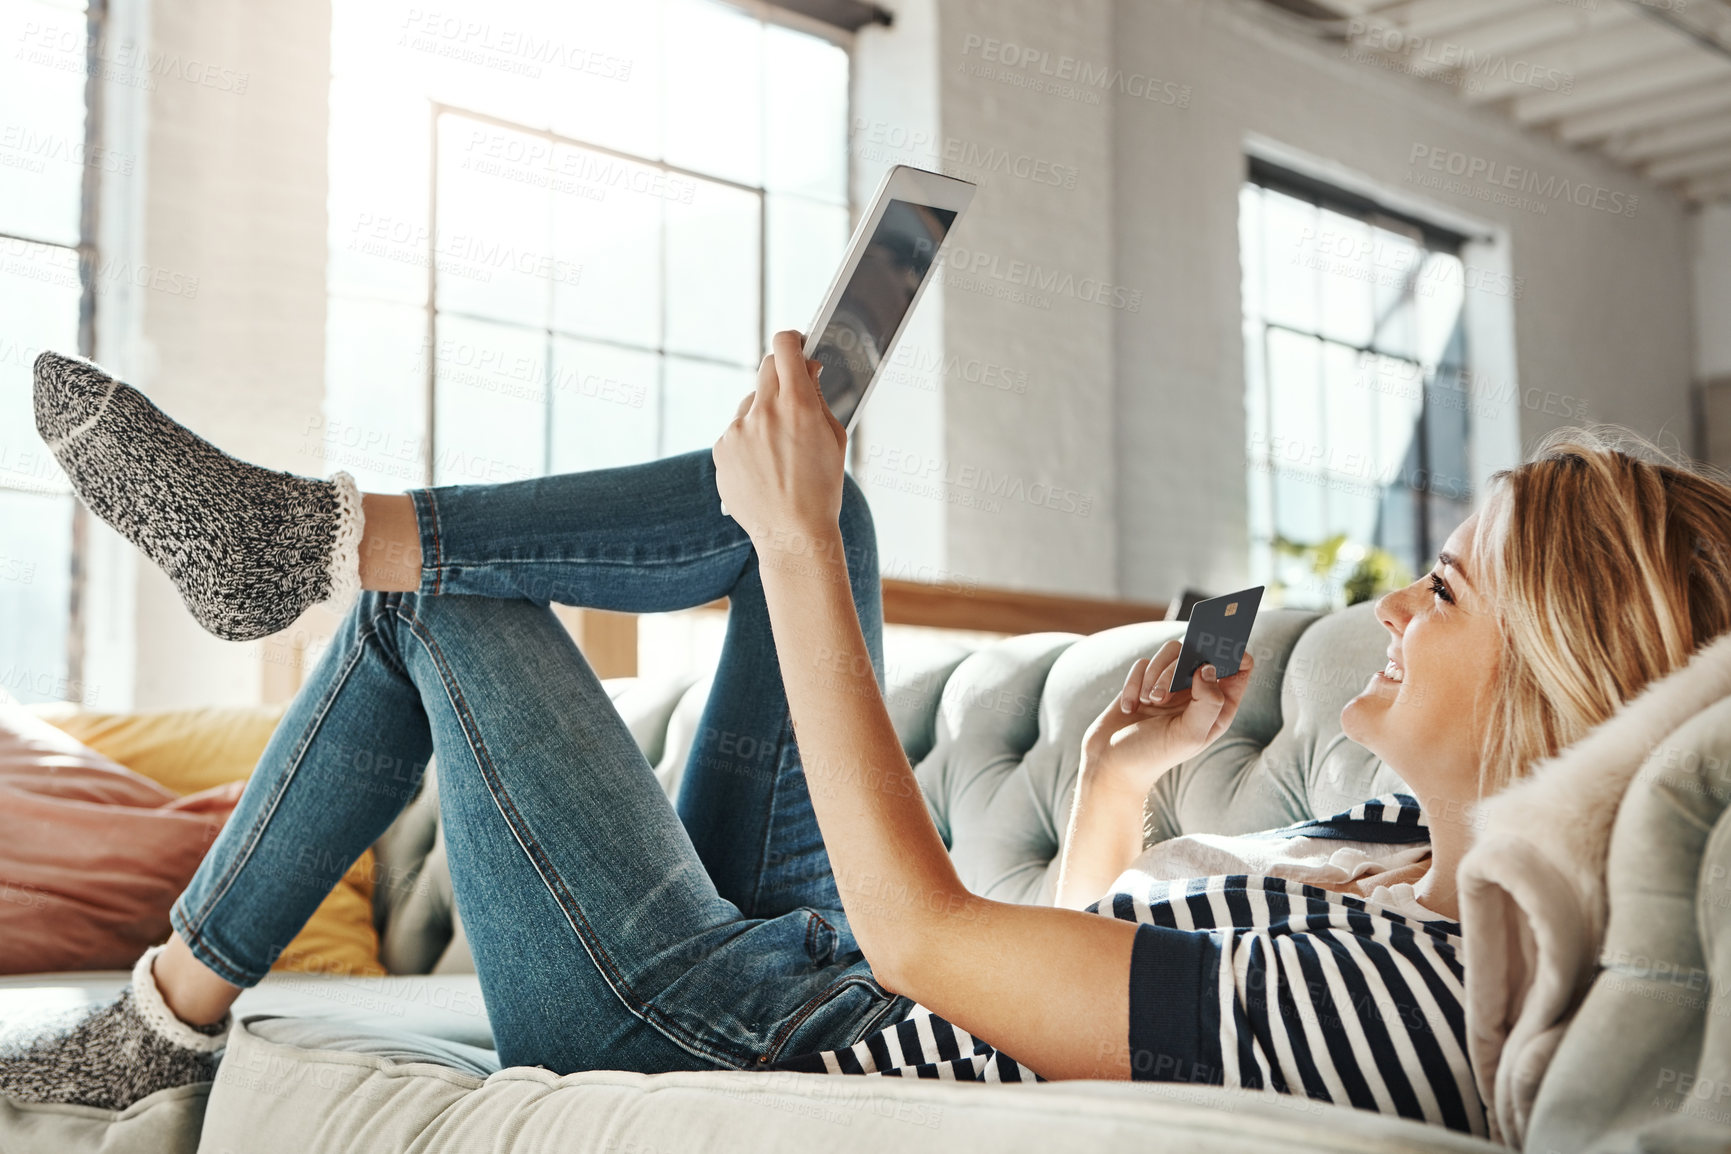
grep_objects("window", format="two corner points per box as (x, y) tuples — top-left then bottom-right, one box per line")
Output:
(325, 0), (851, 492)
(1239, 160), (1472, 609)
(0, 0), (98, 703)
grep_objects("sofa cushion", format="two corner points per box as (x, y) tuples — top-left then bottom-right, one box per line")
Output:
(198, 1014), (1500, 1154)
(0, 970), (490, 1154)
(1522, 696), (1731, 1152)
(907, 606), (1406, 907)
(0, 1084), (209, 1154)
(26, 702), (386, 979)
(0, 701), (240, 973)
(30, 704), (286, 797)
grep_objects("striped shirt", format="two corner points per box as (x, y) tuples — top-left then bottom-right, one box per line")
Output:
(774, 794), (1486, 1136)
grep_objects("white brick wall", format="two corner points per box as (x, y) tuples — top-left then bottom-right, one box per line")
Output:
(114, 0), (331, 708)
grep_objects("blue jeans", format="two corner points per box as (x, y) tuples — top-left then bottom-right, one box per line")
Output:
(169, 451), (914, 1073)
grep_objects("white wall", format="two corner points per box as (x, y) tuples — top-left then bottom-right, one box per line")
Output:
(98, 0), (331, 708)
(858, 0), (1697, 605)
(1697, 203), (1731, 470)
(853, 0), (1120, 596)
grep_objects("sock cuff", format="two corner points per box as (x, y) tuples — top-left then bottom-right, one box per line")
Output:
(131, 945), (230, 1053)
(324, 471), (365, 612)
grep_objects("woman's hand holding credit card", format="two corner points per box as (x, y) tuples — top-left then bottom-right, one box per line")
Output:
(1079, 587), (1263, 799)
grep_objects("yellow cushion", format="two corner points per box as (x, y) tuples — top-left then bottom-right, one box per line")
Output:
(33, 704), (387, 978)
(32, 703), (287, 797)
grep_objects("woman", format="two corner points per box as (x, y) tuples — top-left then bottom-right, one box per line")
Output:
(5, 337), (1730, 1136)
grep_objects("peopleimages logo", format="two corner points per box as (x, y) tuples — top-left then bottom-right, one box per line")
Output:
(1408, 144), (1639, 218)
(0, 124), (134, 175)
(398, 9), (633, 81)
(851, 120), (1080, 190)
(959, 34), (1191, 108)
(930, 242), (1143, 312)
(1345, 19), (1573, 95)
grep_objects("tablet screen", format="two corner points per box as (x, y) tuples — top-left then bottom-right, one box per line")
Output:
(812, 199), (959, 428)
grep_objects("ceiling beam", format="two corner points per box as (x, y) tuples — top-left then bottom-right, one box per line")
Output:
(1253, 0), (1731, 197)
(1365, 0), (1547, 43)
(1459, 21), (1679, 101)
(1405, 4), (1639, 80)
(1511, 48), (1726, 124)
(1648, 143), (1731, 182)
(1557, 79), (1731, 142)
(1609, 112), (1731, 163)
(1683, 170), (1731, 203)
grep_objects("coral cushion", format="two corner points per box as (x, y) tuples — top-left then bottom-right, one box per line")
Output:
(7, 698), (384, 978)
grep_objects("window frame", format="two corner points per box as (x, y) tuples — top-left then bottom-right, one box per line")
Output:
(0, 0), (105, 700)
(417, 7), (853, 487)
(1241, 157), (1474, 606)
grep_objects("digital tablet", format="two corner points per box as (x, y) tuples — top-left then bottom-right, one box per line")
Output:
(804, 165), (976, 431)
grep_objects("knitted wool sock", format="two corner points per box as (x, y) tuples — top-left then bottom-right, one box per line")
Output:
(33, 351), (364, 642)
(0, 947), (230, 1110)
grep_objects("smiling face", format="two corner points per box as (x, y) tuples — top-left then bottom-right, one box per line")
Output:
(1340, 514), (1504, 810)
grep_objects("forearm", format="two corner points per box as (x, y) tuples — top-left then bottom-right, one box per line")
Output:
(1055, 768), (1148, 910)
(755, 531), (970, 984)
(758, 535), (1140, 1077)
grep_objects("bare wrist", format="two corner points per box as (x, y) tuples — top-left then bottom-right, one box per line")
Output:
(753, 523), (851, 581)
(1077, 754), (1144, 808)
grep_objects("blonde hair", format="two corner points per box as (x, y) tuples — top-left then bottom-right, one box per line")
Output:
(1472, 426), (1731, 795)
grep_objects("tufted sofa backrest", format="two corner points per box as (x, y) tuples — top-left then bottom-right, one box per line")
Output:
(906, 603), (1407, 905)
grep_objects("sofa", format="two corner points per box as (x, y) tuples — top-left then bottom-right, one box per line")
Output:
(4, 603), (1730, 1153)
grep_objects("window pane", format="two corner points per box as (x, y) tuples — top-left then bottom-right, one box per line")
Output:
(1244, 318), (1272, 547)
(1266, 327), (1322, 470)
(323, 298), (430, 492)
(1322, 341), (1375, 483)
(1425, 363), (1472, 503)
(1273, 471), (1325, 547)
(663, 0), (762, 185)
(661, 356), (751, 457)
(665, 180), (760, 365)
(328, 76), (430, 307)
(1315, 210), (1372, 349)
(0, 0), (87, 246)
(547, 0), (662, 158)
(1326, 487), (1382, 548)
(1369, 225), (1421, 361)
(764, 25), (848, 204)
(1414, 251), (1466, 368)
(1377, 487), (1420, 575)
(0, 489), (72, 703)
(435, 117), (555, 328)
(549, 338), (659, 472)
(386, 0), (552, 127)
(0, 241), (79, 495)
(1243, 318), (1268, 459)
(765, 194), (848, 341)
(1261, 189), (1317, 334)
(550, 142), (663, 348)
(432, 315), (546, 484)
(1427, 494), (1473, 560)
